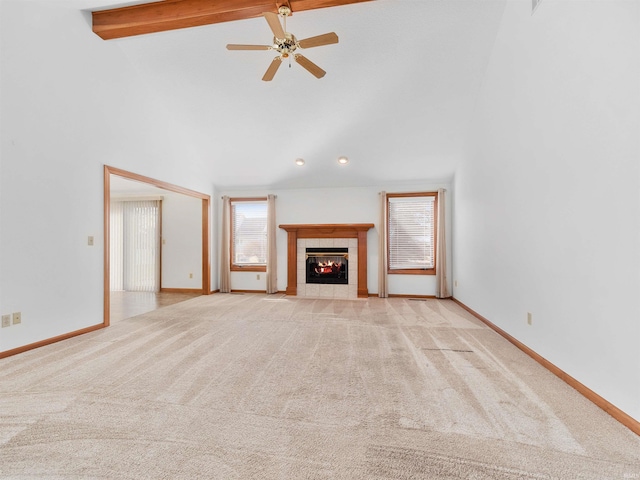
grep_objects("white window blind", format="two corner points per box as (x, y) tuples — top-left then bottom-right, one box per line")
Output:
(232, 201), (267, 266)
(110, 200), (161, 292)
(110, 201), (125, 291)
(388, 195), (436, 270)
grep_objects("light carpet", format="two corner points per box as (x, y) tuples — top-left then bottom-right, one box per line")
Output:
(1, 294), (639, 479)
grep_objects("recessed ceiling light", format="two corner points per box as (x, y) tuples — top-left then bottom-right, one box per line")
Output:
(295, 158), (305, 166)
(337, 156), (349, 165)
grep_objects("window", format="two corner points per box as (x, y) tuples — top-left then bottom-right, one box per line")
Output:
(387, 192), (437, 275)
(231, 198), (267, 271)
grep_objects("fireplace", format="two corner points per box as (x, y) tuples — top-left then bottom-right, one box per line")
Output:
(279, 223), (375, 298)
(306, 248), (348, 285)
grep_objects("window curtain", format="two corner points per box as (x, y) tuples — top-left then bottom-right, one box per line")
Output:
(266, 194), (278, 294)
(436, 188), (450, 298)
(378, 191), (388, 298)
(220, 196), (231, 293)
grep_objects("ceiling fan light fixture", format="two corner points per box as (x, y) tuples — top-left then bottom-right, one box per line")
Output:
(295, 158), (305, 166)
(338, 156), (349, 165)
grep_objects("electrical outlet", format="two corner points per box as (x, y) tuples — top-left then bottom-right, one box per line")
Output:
(527, 312), (533, 326)
(12, 312), (21, 325)
(454, 280), (458, 288)
(189, 273), (193, 279)
(87, 236), (94, 246)
(256, 274), (260, 280)
(1, 314), (10, 328)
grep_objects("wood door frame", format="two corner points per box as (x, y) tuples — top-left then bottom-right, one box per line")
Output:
(104, 165), (211, 327)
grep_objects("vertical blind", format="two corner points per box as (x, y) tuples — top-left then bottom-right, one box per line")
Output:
(110, 201), (125, 291)
(232, 201), (267, 266)
(388, 195), (436, 270)
(110, 200), (161, 292)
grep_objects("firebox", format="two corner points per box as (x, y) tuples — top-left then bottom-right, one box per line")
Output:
(305, 247), (348, 285)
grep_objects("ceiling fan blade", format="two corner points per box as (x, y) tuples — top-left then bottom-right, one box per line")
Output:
(262, 57), (282, 81)
(298, 32), (339, 49)
(264, 12), (285, 39)
(226, 44), (271, 50)
(294, 54), (326, 79)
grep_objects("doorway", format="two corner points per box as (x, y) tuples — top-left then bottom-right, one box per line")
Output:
(104, 166), (211, 326)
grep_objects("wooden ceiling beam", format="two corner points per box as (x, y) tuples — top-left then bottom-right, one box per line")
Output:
(92, 0), (374, 40)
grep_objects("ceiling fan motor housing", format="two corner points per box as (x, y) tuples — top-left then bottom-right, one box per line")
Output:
(274, 33), (298, 58)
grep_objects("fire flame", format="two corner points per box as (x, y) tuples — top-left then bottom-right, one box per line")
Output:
(315, 260), (342, 275)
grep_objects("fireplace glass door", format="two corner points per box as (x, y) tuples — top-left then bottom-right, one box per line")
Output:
(305, 248), (348, 285)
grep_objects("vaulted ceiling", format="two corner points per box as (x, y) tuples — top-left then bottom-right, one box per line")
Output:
(92, 0), (375, 40)
(52, 0), (507, 189)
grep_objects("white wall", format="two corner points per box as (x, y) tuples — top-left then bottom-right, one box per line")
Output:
(0, 1), (214, 352)
(453, 0), (640, 420)
(161, 194), (202, 290)
(219, 182), (452, 296)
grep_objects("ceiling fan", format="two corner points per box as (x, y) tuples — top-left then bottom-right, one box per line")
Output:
(226, 6), (339, 81)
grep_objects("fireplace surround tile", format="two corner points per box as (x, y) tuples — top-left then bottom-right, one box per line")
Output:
(306, 284), (320, 297)
(334, 287), (349, 299)
(349, 285), (358, 298)
(319, 284), (334, 298)
(349, 252), (357, 286)
(319, 238), (334, 248)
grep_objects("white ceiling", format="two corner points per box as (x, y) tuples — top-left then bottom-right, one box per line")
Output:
(49, 0), (507, 190)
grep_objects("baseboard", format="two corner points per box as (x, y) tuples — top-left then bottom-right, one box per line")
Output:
(160, 288), (203, 294)
(228, 290), (284, 294)
(451, 297), (640, 437)
(210, 289), (220, 294)
(367, 294), (438, 299)
(0, 323), (107, 359)
(389, 294), (437, 299)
